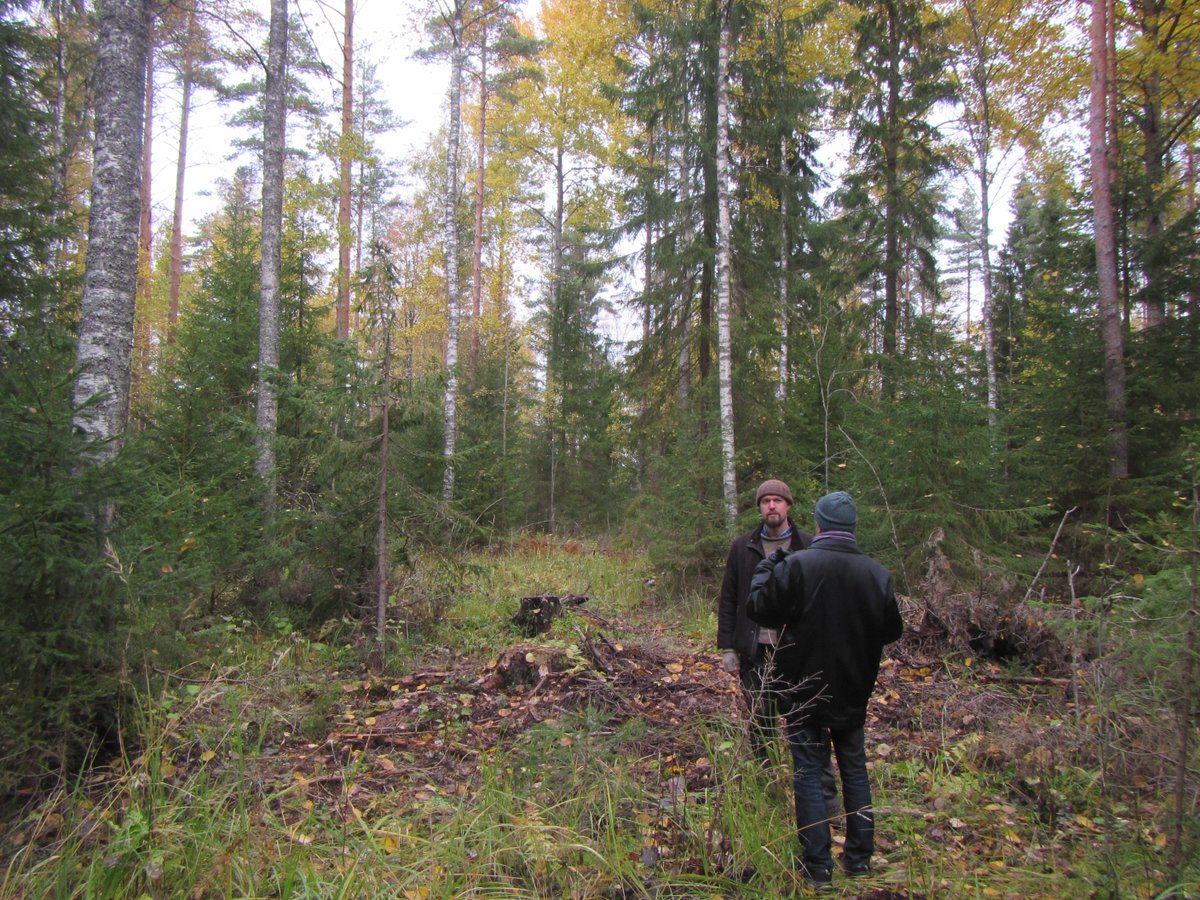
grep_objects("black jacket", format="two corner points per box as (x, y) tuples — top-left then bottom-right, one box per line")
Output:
(717, 520), (812, 659)
(747, 534), (903, 728)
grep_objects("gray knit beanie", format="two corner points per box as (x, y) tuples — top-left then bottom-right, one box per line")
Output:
(814, 490), (857, 532)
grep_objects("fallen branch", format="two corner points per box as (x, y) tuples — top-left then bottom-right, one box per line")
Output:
(979, 673), (1071, 688)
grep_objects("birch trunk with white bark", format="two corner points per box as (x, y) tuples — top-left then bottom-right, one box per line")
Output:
(167, 1), (197, 340)
(715, 0), (738, 530)
(256, 0), (287, 513)
(777, 136), (788, 401)
(441, 15), (465, 502)
(72, 0), (149, 474)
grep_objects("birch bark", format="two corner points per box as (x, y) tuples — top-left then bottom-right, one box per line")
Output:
(441, 6), (465, 501)
(777, 136), (788, 401)
(715, 0), (737, 529)
(256, 0), (287, 512)
(72, 0), (149, 471)
(167, 0), (197, 340)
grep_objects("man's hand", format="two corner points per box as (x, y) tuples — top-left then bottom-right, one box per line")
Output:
(722, 650), (739, 674)
(749, 549), (794, 628)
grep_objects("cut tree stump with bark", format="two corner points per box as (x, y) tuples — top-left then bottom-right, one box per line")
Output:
(512, 594), (587, 636)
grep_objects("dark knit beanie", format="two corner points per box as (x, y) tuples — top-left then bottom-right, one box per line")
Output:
(815, 490), (857, 531)
(755, 479), (793, 505)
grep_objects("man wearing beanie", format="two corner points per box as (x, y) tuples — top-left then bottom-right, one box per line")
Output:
(716, 479), (812, 764)
(747, 490), (903, 889)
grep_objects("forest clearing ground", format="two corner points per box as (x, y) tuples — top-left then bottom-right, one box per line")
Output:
(2, 539), (1193, 897)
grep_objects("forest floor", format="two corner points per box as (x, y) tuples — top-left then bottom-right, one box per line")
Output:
(3, 540), (1196, 897)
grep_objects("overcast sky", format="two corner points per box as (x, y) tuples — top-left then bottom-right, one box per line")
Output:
(149, 0), (449, 234)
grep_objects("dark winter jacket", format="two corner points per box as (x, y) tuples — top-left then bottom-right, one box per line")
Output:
(717, 521), (812, 659)
(747, 534), (903, 728)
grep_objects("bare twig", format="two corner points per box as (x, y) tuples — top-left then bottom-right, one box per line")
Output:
(836, 425), (907, 593)
(1022, 506), (1078, 606)
(979, 673), (1072, 688)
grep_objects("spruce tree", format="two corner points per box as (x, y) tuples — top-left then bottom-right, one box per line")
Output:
(837, 0), (954, 376)
(0, 8), (128, 790)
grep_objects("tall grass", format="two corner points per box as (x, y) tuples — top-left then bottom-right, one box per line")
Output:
(4, 538), (1197, 898)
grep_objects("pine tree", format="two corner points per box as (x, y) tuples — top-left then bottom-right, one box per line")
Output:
(1088, 0), (1128, 482)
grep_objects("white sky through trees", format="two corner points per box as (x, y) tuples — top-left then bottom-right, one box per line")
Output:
(145, 0), (1022, 347)
(149, 0), (448, 235)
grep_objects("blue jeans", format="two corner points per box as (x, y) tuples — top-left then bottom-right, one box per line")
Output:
(785, 720), (874, 872)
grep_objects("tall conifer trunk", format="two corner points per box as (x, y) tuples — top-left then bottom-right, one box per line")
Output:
(131, 17), (154, 422)
(1089, 0), (1128, 482)
(375, 328), (392, 649)
(882, 0), (900, 365)
(676, 125), (691, 413)
(335, 0), (353, 340)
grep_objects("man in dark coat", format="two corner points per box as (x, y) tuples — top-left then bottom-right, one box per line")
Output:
(748, 490), (903, 889)
(717, 479), (812, 762)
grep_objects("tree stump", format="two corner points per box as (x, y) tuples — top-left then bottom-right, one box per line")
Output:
(512, 594), (587, 636)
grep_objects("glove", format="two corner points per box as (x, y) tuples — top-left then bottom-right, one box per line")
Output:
(722, 650), (739, 674)
(768, 547), (790, 564)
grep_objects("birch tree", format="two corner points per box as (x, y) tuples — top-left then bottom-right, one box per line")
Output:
(167, 0), (199, 339)
(256, 0), (287, 511)
(442, 1), (465, 502)
(941, 0), (1072, 420)
(420, 0), (472, 501)
(72, 0), (149, 479)
(715, 0), (737, 529)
